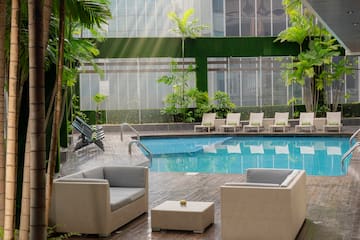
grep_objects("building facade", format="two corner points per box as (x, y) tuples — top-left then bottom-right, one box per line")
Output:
(79, 0), (360, 123)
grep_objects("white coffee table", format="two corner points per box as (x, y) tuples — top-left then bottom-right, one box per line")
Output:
(151, 201), (214, 233)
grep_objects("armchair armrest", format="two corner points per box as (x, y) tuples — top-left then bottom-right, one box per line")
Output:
(51, 180), (111, 234)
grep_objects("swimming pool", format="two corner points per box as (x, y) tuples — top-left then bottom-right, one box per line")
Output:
(140, 136), (351, 176)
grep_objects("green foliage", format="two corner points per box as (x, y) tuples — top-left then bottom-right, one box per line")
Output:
(293, 111), (300, 118)
(212, 91), (236, 118)
(93, 93), (107, 124)
(276, 0), (353, 113)
(64, 0), (112, 29)
(160, 8), (208, 122)
(93, 92), (107, 104)
(287, 97), (302, 105)
(167, 8), (208, 39)
(47, 225), (80, 239)
(72, 95), (87, 120)
(0, 226), (78, 240)
(344, 92), (351, 100)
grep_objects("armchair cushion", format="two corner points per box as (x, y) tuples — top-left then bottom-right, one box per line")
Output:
(246, 168), (293, 184)
(109, 187), (145, 211)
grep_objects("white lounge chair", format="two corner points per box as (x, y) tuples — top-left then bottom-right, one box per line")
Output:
(295, 112), (315, 132)
(219, 113), (241, 132)
(243, 112), (264, 132)
(194, 113), (216, 132)
(270, 112), (290, 132)
(323, 112), (342, 132)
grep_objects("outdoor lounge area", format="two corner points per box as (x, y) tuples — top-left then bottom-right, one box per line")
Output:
(60, 125), (360, 240)
(3, 0), (360, 238)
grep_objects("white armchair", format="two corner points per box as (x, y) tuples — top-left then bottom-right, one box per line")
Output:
(50, 166), (148, 236)
(221, 168), (306, 240)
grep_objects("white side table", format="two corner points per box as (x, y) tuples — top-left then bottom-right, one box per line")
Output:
(151, 201), (214, 233)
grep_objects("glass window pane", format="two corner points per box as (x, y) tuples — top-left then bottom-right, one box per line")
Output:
(257, 0), (271, 36)
(241, 0), (255, 36)
(272, 0), (286, 35)
(226, 0), (239, 36)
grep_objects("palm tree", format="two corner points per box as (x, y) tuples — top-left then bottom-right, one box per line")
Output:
(45, 0), (64, 225)
(168, 8), (206, 99)
(18, 132), (30, 240)
(0, 0), (7, 229)
(28, 0), (46, 238)
(19, 1), (53, 238)
(45, 0), (111, 223)
(4, 0), (20, 239)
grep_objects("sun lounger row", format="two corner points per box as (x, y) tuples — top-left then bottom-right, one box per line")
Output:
(194, 111), (343, 133)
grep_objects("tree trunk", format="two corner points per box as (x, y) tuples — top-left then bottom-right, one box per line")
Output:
(18, 131), (30, 240)
(303, 78), (313, 112)
(28, 0), (46, 239)
(0, 0), (7, 229)
(43, 0), (52, 59)
(4, 0), (20, 239)
(45, 0), (65, 225)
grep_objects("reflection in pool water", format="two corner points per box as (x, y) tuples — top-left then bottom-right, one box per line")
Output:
(140, 136), (350, 176)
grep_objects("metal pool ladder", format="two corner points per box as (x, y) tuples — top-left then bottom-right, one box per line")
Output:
(128, 140), (153, 166)
(120, 123), (153, 166)
(349, 128), (360, 145)
(341, 128), (360, 170)
(120, 123), (140, 141)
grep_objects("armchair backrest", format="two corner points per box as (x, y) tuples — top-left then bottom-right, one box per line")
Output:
(246, 168), (293, 185)
(104, 166), (147, 187)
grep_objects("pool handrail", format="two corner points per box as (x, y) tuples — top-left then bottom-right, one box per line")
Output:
(120, 123), (140, 141)
(341, 142), (360, 170)
(128, 140), (152, 167)
(349, 128), (360, 145)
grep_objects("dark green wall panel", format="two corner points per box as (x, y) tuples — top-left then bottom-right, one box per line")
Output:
(97, 37), (302, 58)
(97, 38), (182, 58)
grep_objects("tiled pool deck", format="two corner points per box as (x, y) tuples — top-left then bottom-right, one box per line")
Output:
(64, 125), (360, 240)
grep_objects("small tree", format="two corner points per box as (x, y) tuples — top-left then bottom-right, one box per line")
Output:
(159, 8), (208, 122)
(276, 0), (354, 114)
(211, 91), (236, 118)
(93, 93), (107, 124)
(158, 60), (209, 122)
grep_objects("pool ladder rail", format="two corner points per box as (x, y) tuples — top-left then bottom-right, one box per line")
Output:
(128, 140), (153, 167)
(120, 123), (153, 166)
(341, 128), (360, 170)
(120, 123), (140, 141)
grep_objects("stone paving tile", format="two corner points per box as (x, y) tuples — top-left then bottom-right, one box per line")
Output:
(64, 125), (360, 240)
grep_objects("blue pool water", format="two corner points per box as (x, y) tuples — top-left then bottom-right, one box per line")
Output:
(140, 136), (351, 176)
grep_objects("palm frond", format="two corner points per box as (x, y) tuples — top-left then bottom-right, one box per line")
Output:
(66, 0), (111, 29)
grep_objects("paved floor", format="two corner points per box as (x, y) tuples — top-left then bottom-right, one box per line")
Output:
(63, 126), (360, 240)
